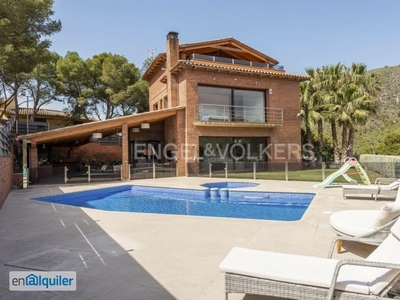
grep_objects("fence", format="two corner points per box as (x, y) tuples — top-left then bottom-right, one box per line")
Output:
(186, 161), (394, 183)
(39, 162), (177, 184)
(0, 118), (15, 157)
(32, 159), (399, 185)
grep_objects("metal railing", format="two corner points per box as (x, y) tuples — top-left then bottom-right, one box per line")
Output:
(131, 162), (176, 179)
(16, 120), (48, 135)
(36, 161), (177, 184)
(186, 161), (396, 183)
(189, 53), (284, 70)
(0, 118), (15, 157)
(197, 104), (283, 124)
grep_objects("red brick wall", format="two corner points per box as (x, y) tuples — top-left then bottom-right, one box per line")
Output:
(48, 143), (123, 170)
(0, 155), (13, 209)
(71, 143), (123, 165)
(149, 70), (168, 110)
(182, 68), (302, 163)
(145, 67), (302, 176)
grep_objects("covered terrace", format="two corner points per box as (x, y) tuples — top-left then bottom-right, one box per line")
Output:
(18, 106), (185, 187)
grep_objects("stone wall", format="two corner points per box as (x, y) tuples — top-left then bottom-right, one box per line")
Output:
(0, 154), (13, 209)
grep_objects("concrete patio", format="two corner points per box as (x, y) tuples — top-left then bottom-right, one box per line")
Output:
(0, 178), (388, 300)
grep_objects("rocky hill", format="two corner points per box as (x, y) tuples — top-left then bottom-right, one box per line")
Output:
(353, 65), (400, 155)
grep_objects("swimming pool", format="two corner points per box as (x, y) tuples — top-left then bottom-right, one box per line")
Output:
(32, 184), (315, 221)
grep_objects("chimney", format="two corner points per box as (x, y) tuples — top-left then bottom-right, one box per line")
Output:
(166, 32), (179, 108)
(166, 31), (179, 70)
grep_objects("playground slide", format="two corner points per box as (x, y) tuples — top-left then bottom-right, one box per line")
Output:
(313, 158), (371, 188)
(354, 163), (371, 185)
(342, 173), (358, 184)
(313, 162), (352, 189)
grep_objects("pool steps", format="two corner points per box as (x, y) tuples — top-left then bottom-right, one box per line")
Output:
(131, 185), (314, 205)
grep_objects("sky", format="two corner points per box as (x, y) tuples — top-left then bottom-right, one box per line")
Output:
(47, 0), (400, 108)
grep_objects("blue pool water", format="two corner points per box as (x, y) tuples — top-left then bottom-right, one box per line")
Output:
(32, 184), (315, 221)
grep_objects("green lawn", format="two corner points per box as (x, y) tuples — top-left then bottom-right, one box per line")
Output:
(214, 168), (383, 183)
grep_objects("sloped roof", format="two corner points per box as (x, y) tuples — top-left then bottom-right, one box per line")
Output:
(19, 106), (185, 146)
(172, 60), (308, 81)
(142, 36), (281, 81)
(179, 37), (279, 64)
(7, 108), (69, 117)
(5, 108), (96, 122)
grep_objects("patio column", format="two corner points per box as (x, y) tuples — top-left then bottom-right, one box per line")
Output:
(29, 142), (38, 183)
(121, 124), (129, 180)
(176, 109), (186, 176)
(22, 139), (29, 189)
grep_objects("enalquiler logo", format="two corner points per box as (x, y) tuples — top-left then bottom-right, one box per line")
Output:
(9, 271), (76, 291)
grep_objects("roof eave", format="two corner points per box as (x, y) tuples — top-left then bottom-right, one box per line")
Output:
(171, 61), (308, 81)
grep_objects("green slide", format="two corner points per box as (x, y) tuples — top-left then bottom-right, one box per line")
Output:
(312, 160), (371, 189)
(313, 162), (352, 189)
(354, 162), (371, 185)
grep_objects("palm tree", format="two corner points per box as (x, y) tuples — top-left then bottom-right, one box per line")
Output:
(301, 68), (326, 162)
(299, 63), (379, 164)
(299, 80), (313, 145)
(341, 63), (379, 158)
(319, 63), (345, 164)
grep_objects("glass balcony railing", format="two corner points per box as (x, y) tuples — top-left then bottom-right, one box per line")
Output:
(196, 104), (283, 125)
(189, 54), (284, 70)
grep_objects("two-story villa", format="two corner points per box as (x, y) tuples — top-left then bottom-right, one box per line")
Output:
(140, 32), (307, 175)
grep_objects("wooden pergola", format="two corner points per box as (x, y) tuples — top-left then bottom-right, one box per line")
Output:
(19, 107), (185, 187)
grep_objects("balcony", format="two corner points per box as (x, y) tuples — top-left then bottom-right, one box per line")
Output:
(189, 54), (284, 71)
(194, 104), (283, 127)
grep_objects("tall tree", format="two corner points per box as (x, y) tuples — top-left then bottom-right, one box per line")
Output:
(299, 80), (313, 145)
(140, 56), (155, 76)
(300, 63), (379, 163)
(87, 53), (141, 119)
(320, 63), (345, 164)
(56, 52), (144, 120)
(341, 63), (379, 157)
(55, 51), (92, 122)
(303, 67), (326, 162)
(21, 51), (61, 120)
(123, 79), (149, 113)
(0, 0), (61, 119)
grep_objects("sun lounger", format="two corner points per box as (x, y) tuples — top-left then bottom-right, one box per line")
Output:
(342, 178), (400, 200)
(331, 189), (400, 253)
(219, 219), (400, 299)
(330, 202), (400, 253)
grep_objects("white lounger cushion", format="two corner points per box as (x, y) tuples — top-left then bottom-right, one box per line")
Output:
(219, 247), (370, 294)
(364, 221), (400, 294)
(330, 205), (400, 236)
(369, 204), (400, 228)
(330, 210), (379, 236)
(365, 234), (400, 294)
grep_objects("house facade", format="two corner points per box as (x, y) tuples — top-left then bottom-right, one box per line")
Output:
(140, 32), (307, 176)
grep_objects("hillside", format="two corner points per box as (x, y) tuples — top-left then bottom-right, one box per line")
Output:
(353, 65), (400, 156)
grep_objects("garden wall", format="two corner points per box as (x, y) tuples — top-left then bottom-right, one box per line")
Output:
(0, 154), (13, 209)
(360, 154), (400, 178)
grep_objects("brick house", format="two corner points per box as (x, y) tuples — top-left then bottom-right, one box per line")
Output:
(141, 32), (307, 175)
(20, 32), (307, 183)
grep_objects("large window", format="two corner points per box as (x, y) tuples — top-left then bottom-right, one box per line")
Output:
(198, 86), (266, 122)
(199, 137), (268, 162)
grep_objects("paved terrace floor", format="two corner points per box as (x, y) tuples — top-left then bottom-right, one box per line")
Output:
(0, 178), (389, 300)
